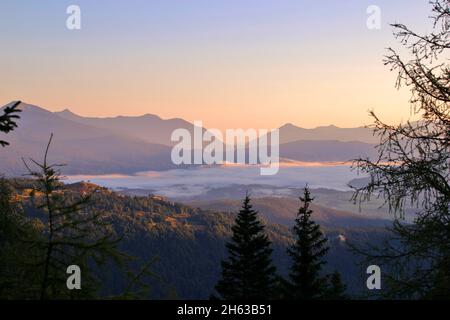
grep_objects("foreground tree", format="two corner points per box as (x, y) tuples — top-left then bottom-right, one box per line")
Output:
(353, 0), (450, 298)
(23, 134), (125, 299)
(215, 195), (277, 299)
(287, 187), (331, 299)
(325, 272), (348, 300)
(0, 101), (21, 147)
(0, 100), (36, 298)
(0, 99), (155, 299)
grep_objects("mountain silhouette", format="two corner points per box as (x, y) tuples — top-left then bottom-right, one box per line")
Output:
(278, 123), (378, 144)
(0, 102), (174, 175)
(1, 101), (378, 175)
(55, 108), (194, 146)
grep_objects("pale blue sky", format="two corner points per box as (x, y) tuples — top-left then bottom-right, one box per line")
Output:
(0, 0), (431, 129)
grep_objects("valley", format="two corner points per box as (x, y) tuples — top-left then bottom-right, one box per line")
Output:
(6, 179), (390, 299)
(0, 101), (400, 299)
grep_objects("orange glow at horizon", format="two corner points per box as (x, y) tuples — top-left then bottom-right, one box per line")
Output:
(1, 58), (415, 131)
(0, 0), (427, 131)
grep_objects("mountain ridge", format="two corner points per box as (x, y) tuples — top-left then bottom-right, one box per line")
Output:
(54, 106), (195, 146)
(2, 101), (378, 144)
(0, 102), (175, 175)
(1, 101), (377, 175)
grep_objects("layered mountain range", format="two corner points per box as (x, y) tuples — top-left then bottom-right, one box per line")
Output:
(0, 102), (392, 298)
(0, 101), (377, 175)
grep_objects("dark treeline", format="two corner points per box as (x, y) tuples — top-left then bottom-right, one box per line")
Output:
(0, 174), (296, 299)
(214, 188), (347, 300)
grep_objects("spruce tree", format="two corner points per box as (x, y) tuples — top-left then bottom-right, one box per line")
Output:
(288, 187), (329, 299)
(0, 101), (21, 147)
(215, 194), (277, 299)
(325, 271), (347, 300)
(23, 134), (125, 299)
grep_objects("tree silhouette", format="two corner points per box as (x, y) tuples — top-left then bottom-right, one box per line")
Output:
(325, 271), (347, 300)
(0, 101), (21, 147)
(22, 134), (125, 299)
(352, 0), (450, 298)
(287, 187), (330, 299)
(215, 194), (277, 299)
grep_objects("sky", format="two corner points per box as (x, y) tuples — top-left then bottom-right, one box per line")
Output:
(0, 0), (432, 130)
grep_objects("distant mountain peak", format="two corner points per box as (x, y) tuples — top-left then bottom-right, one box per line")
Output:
(11, 102), (54, 115)
(277, 120), (377, 144)
(60, 108), (73, 113)
(57, 108), (78, 116)
(317, 124), (339, 129)
(280, 123), (302, 130)
(280, 123), (342, 130)
(142, 113), (162, 120)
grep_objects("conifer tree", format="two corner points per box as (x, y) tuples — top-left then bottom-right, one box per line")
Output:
(0, 101), (21, 147)
(23, 134), (125, 299)
(288, 187), (329, 299)
(0, 101), (41, 298)
(215, 194), (277, 299)
(325, 271), (347, 300)
(1, 134), (155, 299)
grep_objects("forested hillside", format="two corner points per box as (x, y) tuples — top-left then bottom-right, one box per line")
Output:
(4, 179), (386, 299)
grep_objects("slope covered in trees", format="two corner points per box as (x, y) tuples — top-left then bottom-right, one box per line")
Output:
(0, 177), (389, 299)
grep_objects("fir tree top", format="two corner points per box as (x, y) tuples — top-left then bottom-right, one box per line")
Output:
(288, 186), (330, 299)
(215, 194), (277, 300)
